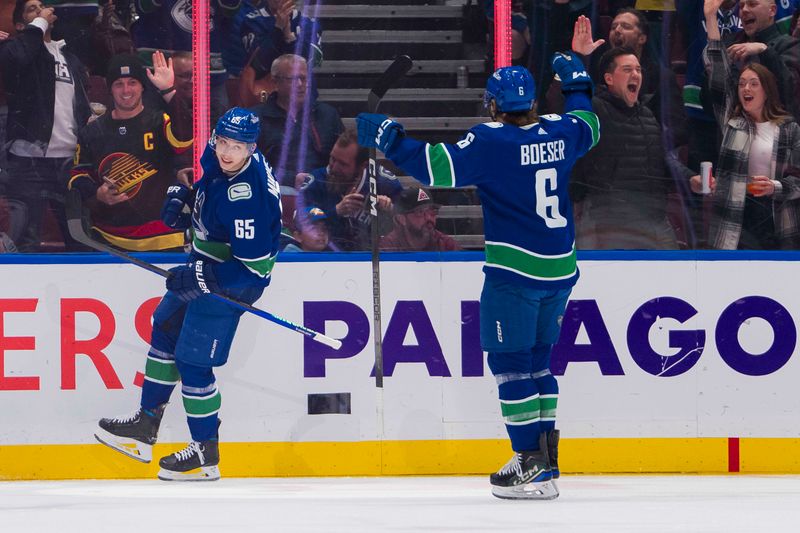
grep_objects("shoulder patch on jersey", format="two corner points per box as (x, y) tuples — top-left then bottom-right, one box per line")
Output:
(228, 182), (253, 202)
(482, 121), (504, 129)
(540, 114), (562, 121)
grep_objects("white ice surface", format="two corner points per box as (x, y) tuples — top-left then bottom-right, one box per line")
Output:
(2, 475), (799, 533)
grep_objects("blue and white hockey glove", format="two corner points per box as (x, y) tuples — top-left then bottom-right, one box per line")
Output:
(161, 183), (194, 230)
(552, 52), (593, 94)
(166, 260), (221, 302)
(356, 113), (405, 154)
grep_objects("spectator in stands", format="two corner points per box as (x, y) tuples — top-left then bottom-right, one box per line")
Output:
(87, 1), (135, 76)
(253, 54), (344, 187)
(131, 0), (240, 122)
(713, 0), (800, 120)
(677, 0), (741, 169)
(298, 129), (400, 251)
(702, 0), (800, 249)
(67, 54), (193, 252)
(0, 1), (91, 252)
(148, 50), (194, 152)
(222, 0), (322, 107)
(380, 187), (460, 252)
(571, 47), (699, 249)
(41, 0), (98, 73)
(547, 6), (686, 145)
(283, 206), (333, 252)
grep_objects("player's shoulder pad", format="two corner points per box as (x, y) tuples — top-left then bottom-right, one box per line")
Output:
(474, 121), (505, 130)
(538, 113), (584, 134)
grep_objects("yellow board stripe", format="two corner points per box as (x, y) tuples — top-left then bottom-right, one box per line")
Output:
(2, 438), (800, 480)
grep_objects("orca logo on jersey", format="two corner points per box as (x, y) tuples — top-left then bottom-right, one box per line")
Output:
(228, 183), (253, 201)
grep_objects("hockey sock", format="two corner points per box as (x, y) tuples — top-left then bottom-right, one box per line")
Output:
(176, 361), (220, 442)
(533, 369), (558, 433)
(488, 351), (541, 452)
(531, 343), (559, 434)
(141, 350), (180, 410)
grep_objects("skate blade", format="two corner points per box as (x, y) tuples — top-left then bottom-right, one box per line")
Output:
(157, 465), (221, 482)
(95, 428), (152, 463)
(492, 480), (559, 500)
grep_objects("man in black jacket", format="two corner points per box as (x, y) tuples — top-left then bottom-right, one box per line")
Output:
(0, 0), (90, 251)
(717, 0), (800, 119)
(571, 48), (699, 250)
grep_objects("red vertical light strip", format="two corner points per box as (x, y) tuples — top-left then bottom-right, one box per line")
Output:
(494, 0), (512, 69)
(192, 0), (211, 182)
(728, 437), (740, 473)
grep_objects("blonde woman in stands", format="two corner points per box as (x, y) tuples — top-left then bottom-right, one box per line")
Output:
(699, 0), (800, 250)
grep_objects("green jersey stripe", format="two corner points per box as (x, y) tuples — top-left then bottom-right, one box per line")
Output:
(485, 242), (577, 280)
(567, 110), (600, 148)
(193, 237), (232, 262)
(183, 390), (222, 417)
(239, 254), (277, 278)
(145, 357), (180, 384)
(426, 143), (455, 187)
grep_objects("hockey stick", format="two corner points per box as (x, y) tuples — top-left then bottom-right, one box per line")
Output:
(64, 192), (342, 349)
(366, 55), (413, 388)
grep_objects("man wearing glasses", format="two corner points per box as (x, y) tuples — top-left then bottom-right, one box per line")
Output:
(252, 53), (343, 186)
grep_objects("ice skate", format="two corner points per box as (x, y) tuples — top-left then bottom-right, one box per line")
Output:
(547, 429), (560, 479)
(158, 440), (220, 482)
(490, 434), (558, 500)
(94, 403), (167, 463)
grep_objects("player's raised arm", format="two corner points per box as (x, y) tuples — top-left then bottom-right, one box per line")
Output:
(551, 52), (600, 157)
(354, 67), (542, 188)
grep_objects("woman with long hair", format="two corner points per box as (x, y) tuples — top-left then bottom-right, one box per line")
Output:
(698, 0), (800, 250)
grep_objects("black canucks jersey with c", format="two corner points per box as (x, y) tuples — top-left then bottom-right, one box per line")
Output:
(190, 146), (282, 287)
(71, 107), (192, 250)
(387, 100), (599, 289)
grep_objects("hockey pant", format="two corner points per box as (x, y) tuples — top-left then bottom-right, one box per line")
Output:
(481, 278), (570, 452)
(140, 286), (263, 441)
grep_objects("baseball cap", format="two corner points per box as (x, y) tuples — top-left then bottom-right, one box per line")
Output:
(106, 54), (147, 87)
(395, 187), (439, 214)
(294, 206), (328, 225)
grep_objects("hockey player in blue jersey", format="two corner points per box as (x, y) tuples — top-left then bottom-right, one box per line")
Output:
(94, 107), (282, 481)
(356, 32), (599, 500)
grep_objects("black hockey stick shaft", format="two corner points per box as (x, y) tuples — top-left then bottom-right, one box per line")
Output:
(367, 55), (413, 388)
(64, 192), (342, 349)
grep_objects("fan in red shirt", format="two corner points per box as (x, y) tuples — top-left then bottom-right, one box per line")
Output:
(379, 187), (460, 252)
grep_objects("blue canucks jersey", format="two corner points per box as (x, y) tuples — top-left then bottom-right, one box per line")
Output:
(386, 93), (599, 288)
(191, 145), (282, 287)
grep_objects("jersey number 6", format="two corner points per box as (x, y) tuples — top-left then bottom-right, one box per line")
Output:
(535, 168), (567, 228)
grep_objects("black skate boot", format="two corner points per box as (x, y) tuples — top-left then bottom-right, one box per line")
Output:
(547, 429), (560, 479)
(158, 440), (220, 482)
(490, 434), (558, 500)
(95, 403), (167, 463)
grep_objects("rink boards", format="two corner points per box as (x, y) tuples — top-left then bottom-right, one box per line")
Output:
(1, 251), (799, 479)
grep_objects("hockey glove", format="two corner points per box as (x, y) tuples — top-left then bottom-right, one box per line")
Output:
(161, 183), (194, 230)
(166, 260), (221, 302)
(552, 52), (593, 94)
(356, 113), (405, 154)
